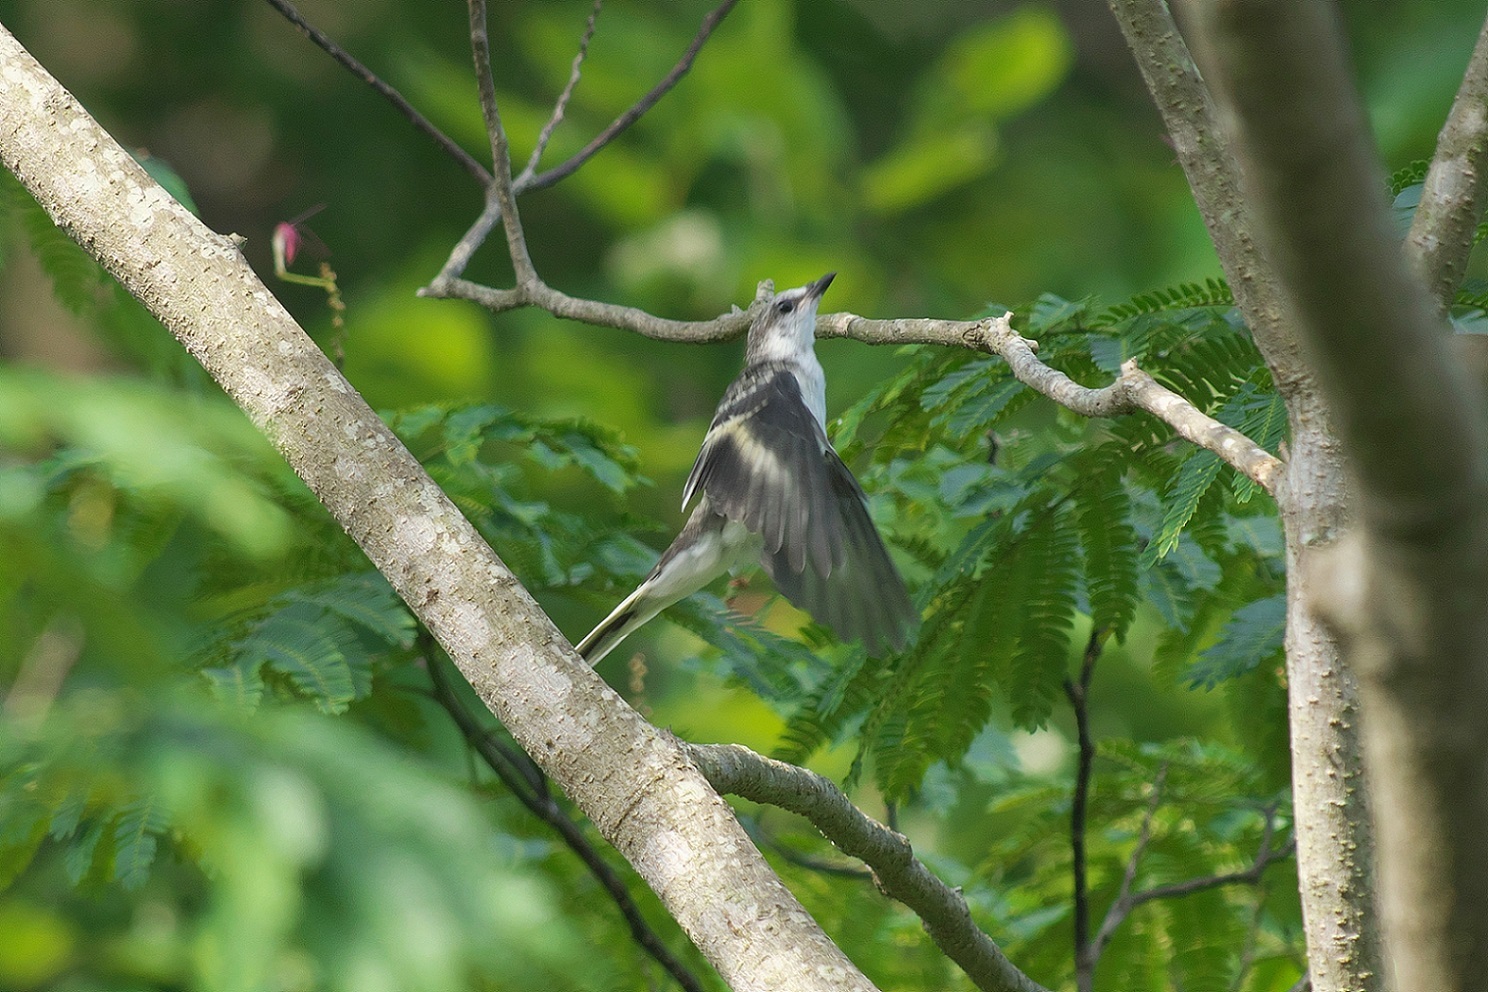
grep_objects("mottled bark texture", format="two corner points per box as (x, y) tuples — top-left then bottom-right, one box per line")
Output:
(0, 25), (880, 992)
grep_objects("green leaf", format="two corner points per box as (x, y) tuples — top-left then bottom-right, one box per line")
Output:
(135, 152), (200, 215)
(1143, 451), (1224, 565)
(1188, 593), (1287, 688)
(0, 797), (50, 888)
(1027, 293), (1089, 335)
(298, 573), (416, 650)
(203, 657), (267, 710)
(21, 198), (107, 314)
(1074, 477), (1140, 640)
(1004, 507), (1081, 728)
(112, 796), (169, 890)
(232, 603), (356, 714)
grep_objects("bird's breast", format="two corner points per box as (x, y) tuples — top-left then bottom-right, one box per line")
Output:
(791, 359), (827, 429)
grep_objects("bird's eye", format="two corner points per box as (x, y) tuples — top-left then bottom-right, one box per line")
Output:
(776, 300), (795, 314)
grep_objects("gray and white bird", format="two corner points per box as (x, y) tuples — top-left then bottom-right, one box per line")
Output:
(576, 272), (918, 665)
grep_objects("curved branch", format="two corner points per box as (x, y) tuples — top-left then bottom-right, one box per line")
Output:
(1407, 12), (1488, 310)
(423, 279), (1286, 494)
(684, 741), (1052, 992)
(520, 1), (740, 194)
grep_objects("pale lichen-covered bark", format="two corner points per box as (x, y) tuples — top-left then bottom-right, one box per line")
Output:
(1184, 4), (1488, 992)
(1107, 4), (1384, 987)
(0, 24), (883, 992)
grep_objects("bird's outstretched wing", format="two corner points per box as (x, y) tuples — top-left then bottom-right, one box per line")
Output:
(682, 366), (917, 653)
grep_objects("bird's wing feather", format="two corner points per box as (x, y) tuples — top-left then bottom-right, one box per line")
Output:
(682, 367), (842, 577)
(681, 366), (918, 653)
(762, 453), (918, 656)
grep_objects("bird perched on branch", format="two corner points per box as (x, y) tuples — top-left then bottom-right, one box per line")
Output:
(576, 272), (918, 665)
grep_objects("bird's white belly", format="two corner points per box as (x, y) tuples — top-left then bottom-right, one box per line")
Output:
(792, 360), (827, 428)
(648, 515), (761, 601)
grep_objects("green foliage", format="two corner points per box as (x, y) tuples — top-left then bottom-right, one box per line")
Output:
(4, 0), (1411, 982)
(784, 287), (1285, 812)
(982, 740), (1299, 990)
(1, 691), (599, 992)
(202, 573), (415, 715)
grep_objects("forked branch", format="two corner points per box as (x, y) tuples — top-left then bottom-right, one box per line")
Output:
(685, 740), (1051, 992)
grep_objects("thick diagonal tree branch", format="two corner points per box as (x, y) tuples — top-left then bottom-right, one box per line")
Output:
(1109, 5), (1379, 990)
(684, 741), (1051, 992)
(1183, 5), (1488, 992)
(1407, 12), (1488, 310)
(0, 27), (884, 992)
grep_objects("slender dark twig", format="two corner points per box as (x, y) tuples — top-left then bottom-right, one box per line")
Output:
(424, 644), (705, 992)
(520, 0), (740, 193)
(517, 0), (603, 186)
(1123, 826), (1294, 909)
(743, 817), (873, 881)
(1090, 795), (1294, 969)
(261, 0), (491, 184)
(1286, 973), (1312, 992)
(1085, 763), (1169, 971)
(1064, 630), (1104, 992)
(467, 0), (539, 287)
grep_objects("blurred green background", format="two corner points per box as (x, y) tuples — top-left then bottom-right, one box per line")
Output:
(1, 1), (1483, 990)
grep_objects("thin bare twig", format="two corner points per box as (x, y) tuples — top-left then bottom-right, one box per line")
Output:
(435, 197), (506, 284)
(743, 817), (874, 881)
(425, 646), (706, 992)
(1064, 631), (1104, 992)
(261, 0), (491, 185)
(520, 0), (741, 193)
(467, 0), (538, 288)
(1090, 797), (1295, 968)
(685, 740), (1051, 992)
(517, 0), (604, 187)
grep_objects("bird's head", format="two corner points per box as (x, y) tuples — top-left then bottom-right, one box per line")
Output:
(745, 272), (835, 363)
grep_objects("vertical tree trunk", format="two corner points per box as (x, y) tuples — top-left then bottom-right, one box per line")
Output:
(1281, 411), (1382, 990)
(1106, 5), (1384, 986)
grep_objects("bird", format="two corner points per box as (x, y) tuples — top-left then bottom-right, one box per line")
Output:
(575, 272), (918, 666)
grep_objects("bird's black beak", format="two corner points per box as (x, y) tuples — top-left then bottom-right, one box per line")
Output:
(807, 272), (836, 300)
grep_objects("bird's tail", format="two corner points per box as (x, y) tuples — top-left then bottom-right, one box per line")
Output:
(575, 580), (665, 666)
